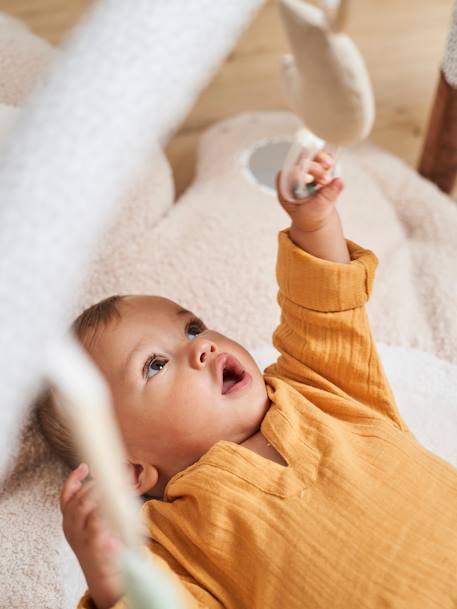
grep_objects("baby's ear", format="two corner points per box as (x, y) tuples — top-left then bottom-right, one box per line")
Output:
(127, 461), (159, 496)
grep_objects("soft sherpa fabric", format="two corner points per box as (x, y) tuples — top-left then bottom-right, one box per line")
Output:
(0, 20), (176, 251)
(0, 103), (20, 139)
(0, 104), (175, 250)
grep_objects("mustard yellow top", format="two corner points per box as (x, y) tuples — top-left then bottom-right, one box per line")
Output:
(79, 230), (457, 609)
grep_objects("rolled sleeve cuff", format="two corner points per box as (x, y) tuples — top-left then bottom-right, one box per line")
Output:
(276, 229), (378, 312)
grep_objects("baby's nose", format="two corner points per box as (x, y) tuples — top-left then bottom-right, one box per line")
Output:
(190, 339), (216, 367)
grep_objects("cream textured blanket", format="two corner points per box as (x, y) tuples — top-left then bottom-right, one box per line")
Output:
(1, 12), (457, 609)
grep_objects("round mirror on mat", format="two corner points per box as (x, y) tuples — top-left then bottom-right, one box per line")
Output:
(241, 138), (292, 194)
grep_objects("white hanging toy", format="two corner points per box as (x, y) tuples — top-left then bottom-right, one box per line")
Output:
(278, 0), (375, 201)
(45, 335), (186, 609)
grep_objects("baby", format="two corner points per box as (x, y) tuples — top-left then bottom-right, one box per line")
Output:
(38, 152), (457, 609)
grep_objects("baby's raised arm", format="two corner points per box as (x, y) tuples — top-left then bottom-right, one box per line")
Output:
(269, 159), (408, 430)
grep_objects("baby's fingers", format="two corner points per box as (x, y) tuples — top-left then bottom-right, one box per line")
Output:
(64, 480), (101, 533)
(310, 177), (345, 206)
(304, 161), (332, 185)
(314, 150), (334, 169)
(87, 513), (122, 559)
(60, 463), (89, 512)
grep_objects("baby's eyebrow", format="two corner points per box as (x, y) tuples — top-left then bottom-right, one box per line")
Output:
(176, 308), (191, 317)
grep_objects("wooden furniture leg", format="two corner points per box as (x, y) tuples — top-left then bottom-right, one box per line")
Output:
(418, 71), (457, 194)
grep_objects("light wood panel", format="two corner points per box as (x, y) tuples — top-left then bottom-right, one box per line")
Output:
(0, 0), (92, 44)
(0, 0), (454, 198)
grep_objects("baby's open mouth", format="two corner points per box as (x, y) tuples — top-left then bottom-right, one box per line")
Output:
(217, 354), (248, 395)
(222, 366), (245, 394)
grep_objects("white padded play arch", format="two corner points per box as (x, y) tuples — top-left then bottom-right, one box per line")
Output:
(0, 0), (263, 479)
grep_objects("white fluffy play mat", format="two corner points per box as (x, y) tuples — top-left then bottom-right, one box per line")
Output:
(0, 2), (457, 608)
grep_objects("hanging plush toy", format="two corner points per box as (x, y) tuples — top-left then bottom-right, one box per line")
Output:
(278, 0), (375, 200)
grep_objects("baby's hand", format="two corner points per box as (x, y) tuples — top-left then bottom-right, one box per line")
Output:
(277, 151), (345, 233)
(60, 464), (123, 609)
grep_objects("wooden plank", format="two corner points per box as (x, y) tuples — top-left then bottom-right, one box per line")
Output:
(0, 0), (92, 43)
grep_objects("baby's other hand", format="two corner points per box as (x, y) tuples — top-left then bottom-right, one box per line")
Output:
(60, 463), (123, 609)
(276, 150), (345, 233)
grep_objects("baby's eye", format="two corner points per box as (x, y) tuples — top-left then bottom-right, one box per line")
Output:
(143, 318), (206, 381)
(144, 356), (168, 380)
(186, 317), (206, 339)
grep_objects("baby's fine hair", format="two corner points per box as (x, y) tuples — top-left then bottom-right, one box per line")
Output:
(36, 295), (126, 469)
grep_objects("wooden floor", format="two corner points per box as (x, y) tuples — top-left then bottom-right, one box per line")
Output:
(0, 0), (455, 198)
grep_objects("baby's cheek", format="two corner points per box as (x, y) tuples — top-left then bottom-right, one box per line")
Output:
(174, 391), (223, 446)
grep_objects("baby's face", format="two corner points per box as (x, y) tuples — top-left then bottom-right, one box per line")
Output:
(85, 295), (270, 495)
